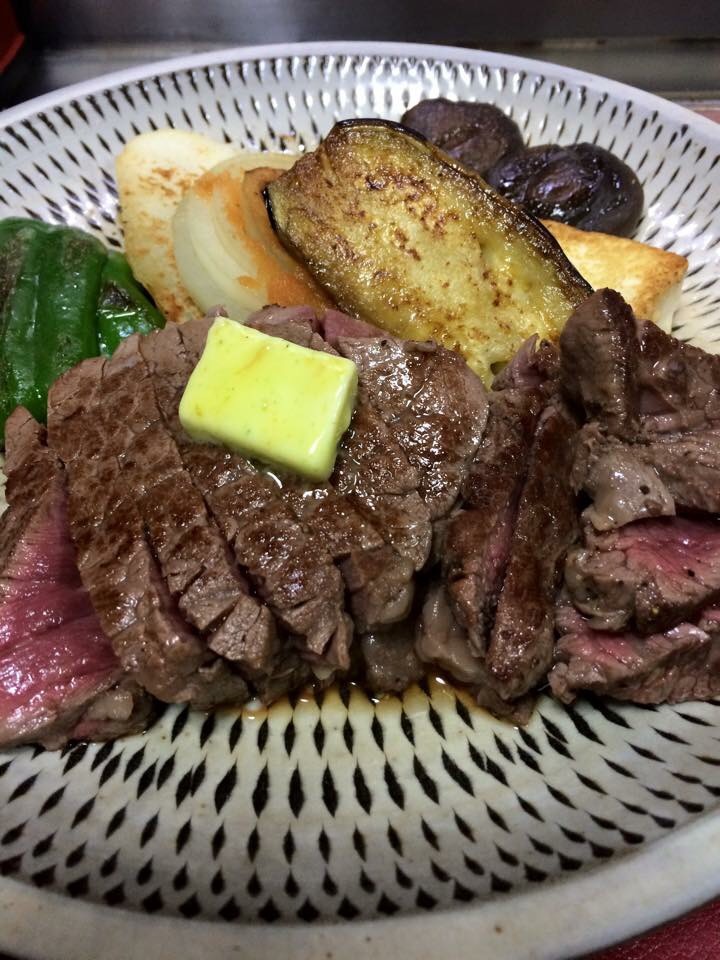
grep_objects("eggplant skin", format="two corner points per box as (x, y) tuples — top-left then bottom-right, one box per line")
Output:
(265, 119), (592, 383)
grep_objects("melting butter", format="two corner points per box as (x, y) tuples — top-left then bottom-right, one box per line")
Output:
(179, 317), (358, 481)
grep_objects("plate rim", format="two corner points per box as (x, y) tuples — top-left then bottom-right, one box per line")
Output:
(1, 806), (719, 960)
(0, 38), (719, 959)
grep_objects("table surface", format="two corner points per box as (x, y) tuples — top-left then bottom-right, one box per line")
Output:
(0, 43), (719, 960)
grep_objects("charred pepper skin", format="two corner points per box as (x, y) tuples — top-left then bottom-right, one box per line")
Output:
(96, 251), (164, 355)
(33, 227), (106, 405)
(0, 223), (50, 427)
(0, 218), (164, 442)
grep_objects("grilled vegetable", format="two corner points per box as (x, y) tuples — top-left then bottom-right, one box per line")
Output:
(116, 130), (237, 325)
(173, 157), (330, 319)
(115, 129), (304, 324)
(0, 218), (163, 438)
(401, 98), (524, 176)
(0, 222), (50, 425)
(96, 251), (164, 354)
(486, 143), (644, 237)
(33, 226), (107, 406)
(265, 120), (591, 383)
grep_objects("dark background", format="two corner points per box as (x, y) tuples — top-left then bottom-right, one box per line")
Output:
(15, 0), (720, 45)
(3, 0), (720, 108)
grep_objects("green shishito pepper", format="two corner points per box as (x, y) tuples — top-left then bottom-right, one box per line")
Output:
(0, 218), (163, 441)
(97, 251), (165, 354)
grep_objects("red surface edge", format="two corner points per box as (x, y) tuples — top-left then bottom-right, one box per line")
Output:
(588, 897), (720, 960)
(0, 0), (24, 73)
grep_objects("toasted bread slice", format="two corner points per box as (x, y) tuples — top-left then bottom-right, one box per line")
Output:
(543, 220), (688, 332)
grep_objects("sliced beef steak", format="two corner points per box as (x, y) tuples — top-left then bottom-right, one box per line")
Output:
(319, 309), (382, 344)
(443, 386), (546, 652)
(486, 400), (579, 699)
(48, 354), (244, 706)
(0, 409), (148, 748)
(248, 305), (328, 349)
(426, 335), (566, 715)
(282, 483), (410, 632)
(550, 603), (720, 704)
(110, 335), (276, 680)
(574, 425), (720, 518)
(249, 309), (434, 632)
(143, 320), (352, 669)
(573, 423), (675, 530)
(637, 320), (720, 430)
(566, 517), (720, 634)
(559, 288), (640, 437)
(70, 677), (152, 742)
(332, 396), (432, 621)
(634, 431), (720, 514)
(181, 443), (353, 668)
(334, 336), (488, 520)
(416, 582), (535, 723)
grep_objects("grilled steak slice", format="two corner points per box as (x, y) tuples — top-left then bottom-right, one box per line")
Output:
(110, 335), (276, 679)
(333, 398), (430, 630)
(247, 308), (432, 630)
(443, 387), (546, 652)
(566, 517), (720, 634)
(637, 320), (720, 431)
(282, 484), (410, 632)
(415, 582), (535, 722)
(550, 603), (720, 704)
(634, 430), (720, 513)
(181, 443), (352, 668)
(248, 305), (327, 348)
(560, 288), (640, 437)
(574, 425), (720, 516)
(360, 623), (424, 693)
(573, 423), (675, 530)
(143, 320), (352, 670)
(473, 682), (536, 725)
(425, 333), (561, 716)
(335, 336), (488, 520)
(47, 355), (245, 706)
(0, 409), (148, 748)
(320, 309), (381, 343)
(487, 400), (579, 699)
(333, 395), (432, 567)
(138, 325), (280, 677)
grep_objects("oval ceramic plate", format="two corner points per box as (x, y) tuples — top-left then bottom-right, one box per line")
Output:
(1, 41), (720, 960)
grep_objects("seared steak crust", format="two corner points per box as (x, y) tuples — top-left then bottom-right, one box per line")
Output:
(486, 400), (579, 699)
(0, 409), (149, 747)
(335, 336), (488, 520)
(145, 319), (351, 670)
(47, 355), (222, 705)
(560, 287), (639, 437)
(443, 387), (545, 651)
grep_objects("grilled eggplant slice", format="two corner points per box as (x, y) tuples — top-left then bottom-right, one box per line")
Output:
(265, 120), (591, 382)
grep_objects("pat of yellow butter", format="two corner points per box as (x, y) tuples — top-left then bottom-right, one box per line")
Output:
(179, 317), (358, 481)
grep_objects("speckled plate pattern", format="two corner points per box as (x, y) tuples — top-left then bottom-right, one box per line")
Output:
(0, 41), (719, 960)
